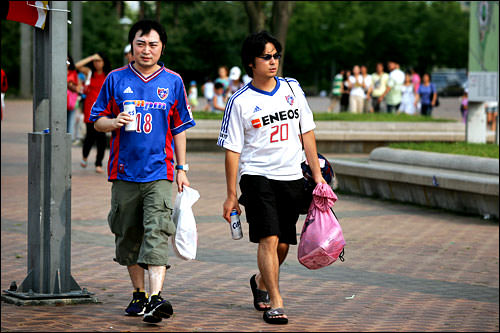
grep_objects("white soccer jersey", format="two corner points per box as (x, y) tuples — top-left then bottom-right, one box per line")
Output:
(217, 77), (316, 181)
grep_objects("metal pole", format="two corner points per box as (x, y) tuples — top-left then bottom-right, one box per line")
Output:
(33, 27), (50, 132)
(2, 1), (95, 305)
(20, 24), (32, 98)
(45, 0), (74, 294)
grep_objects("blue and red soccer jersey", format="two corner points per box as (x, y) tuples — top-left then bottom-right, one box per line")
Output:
(90, 62), (195, 182)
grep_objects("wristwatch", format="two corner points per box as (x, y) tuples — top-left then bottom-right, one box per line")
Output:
(175, 164), (189, 172)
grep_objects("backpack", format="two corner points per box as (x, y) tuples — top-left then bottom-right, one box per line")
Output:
(299, 153), (335, 214)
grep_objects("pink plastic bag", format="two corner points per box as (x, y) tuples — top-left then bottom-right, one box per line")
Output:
(298, 183), (345, 270)
(67, 89), (78, 111)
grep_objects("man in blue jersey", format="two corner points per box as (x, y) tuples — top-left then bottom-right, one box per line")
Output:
(90, 20), (195, 324)
(218, 31), (325, 325)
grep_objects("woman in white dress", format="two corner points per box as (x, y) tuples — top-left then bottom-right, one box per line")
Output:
(399, 72), (416, 115)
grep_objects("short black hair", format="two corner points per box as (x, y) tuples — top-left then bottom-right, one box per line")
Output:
(87, 52), (112, 75)
(98, 52), (112, 74)
(67, 54), (76, 71)
(241, 31), (282, 78)
(214, 82), (224, 90)
(128, 20), (167, 55)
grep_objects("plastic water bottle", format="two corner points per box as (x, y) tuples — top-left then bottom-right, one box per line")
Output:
(123, 101), (137, 132)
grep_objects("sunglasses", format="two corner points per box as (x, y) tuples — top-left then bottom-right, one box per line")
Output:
(257, 53), (281, 61)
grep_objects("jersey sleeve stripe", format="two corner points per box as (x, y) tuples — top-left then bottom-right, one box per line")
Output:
(171, 120), (196, 135)
(164, 127), (174, 180)
(107, 130), (120, 180)
(280, 77), (297, 82)
(90, 96), (120, 122)
(218, 84), (247, 147)
(167, 99), (196, 135)
(219, 85), (248, 141)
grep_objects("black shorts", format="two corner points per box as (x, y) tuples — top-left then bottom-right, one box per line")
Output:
(239, 174), (303, 245)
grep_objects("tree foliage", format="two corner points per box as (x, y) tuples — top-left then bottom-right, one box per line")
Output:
(79, 1), (127, 68)
(244, 1), (295, 76)
(1, 1), (469, 96)
(156, 1), (248, 84)
(284, 1), (469, 94)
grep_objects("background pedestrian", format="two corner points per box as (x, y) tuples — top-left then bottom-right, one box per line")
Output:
(327, 69), (343, 113)
(75, 52), (111, 174)
(370, 62), (389, 113)
(415, 72), (437, 116)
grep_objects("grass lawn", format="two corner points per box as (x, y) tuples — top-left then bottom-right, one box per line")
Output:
(191, 111), (497, 158)
(311, 112), (453, 122)
(192, 111), (454, 122)
(388, 142), (499, 158)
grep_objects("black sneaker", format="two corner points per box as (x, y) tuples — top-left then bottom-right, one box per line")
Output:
(142, 292), (173, 323)
(125, 289), (148, 316)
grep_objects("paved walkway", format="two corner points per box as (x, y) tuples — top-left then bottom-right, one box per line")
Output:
(1, 100), (498, 332)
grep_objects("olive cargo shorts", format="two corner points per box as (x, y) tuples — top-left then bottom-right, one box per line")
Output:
(108, 179), (175, 267)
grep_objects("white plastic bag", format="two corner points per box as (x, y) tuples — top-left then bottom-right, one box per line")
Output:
(171, 186), (200, 260)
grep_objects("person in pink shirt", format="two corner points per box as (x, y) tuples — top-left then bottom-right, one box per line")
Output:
(410, 68), (420, 94)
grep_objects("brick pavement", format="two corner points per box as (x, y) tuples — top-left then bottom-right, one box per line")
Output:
(1, 100), (499, 332)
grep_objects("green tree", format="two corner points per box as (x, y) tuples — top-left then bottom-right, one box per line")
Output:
(0, 1), (470, 96)
(416, 1), (469, 72)
(80, 1), (125, 69)
(156, 1), (248, 84)
(285, 2), (368, 93)
(284, 1), (469, 93)
(243, 1), (295, 76)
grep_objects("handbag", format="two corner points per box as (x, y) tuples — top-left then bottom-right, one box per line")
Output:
(298, 183), (345, 270)
(283, 79), (336, 214)
(171, 186), (200, 261)
(67, 89), (78, 111)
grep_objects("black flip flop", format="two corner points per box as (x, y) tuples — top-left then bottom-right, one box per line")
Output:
(250, 274), (270, 311)
(263, 307), (288, 325)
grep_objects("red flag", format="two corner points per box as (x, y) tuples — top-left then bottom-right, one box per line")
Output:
(3, 1), (49, 29)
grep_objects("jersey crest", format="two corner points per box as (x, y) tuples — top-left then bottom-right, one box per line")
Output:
(285, 94), (295, 106)
(157, 87), (169, 100)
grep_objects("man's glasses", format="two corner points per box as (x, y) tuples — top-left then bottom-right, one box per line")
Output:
(257, 53), (281, 61)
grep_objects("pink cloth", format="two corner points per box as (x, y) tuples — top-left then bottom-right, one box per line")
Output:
(298, 183), (345, 270)
(412, 73), (421, 94)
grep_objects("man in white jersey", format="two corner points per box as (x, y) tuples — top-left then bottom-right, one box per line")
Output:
(218, 31), (325, 325)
